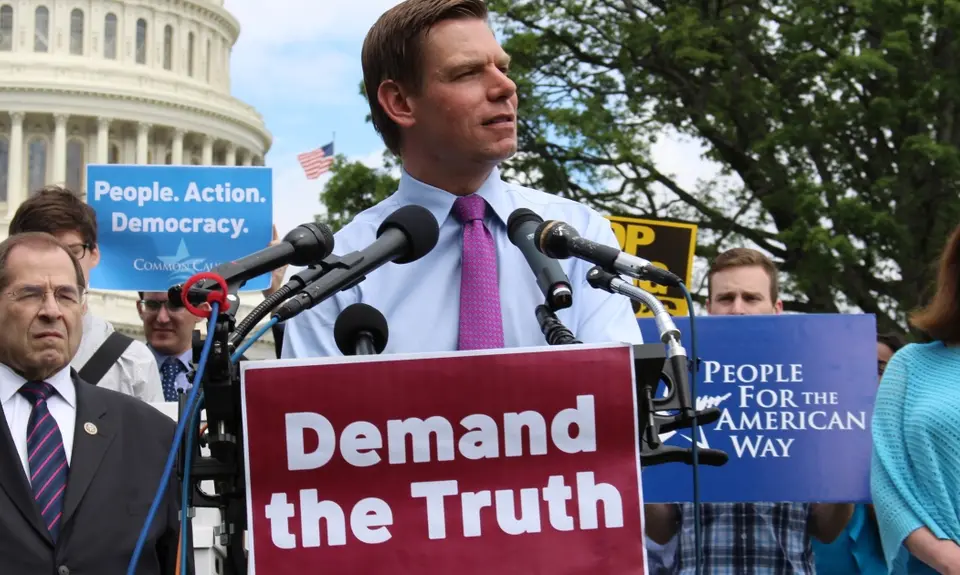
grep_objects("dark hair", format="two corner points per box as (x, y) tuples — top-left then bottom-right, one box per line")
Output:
(9, 185), (98, 247)
(361, 0), (489, 156)
(878, 332), (907, 352)
(707, 247), (780, 303)
(910, 223), (960, 343)
(0, 232), (85, 292)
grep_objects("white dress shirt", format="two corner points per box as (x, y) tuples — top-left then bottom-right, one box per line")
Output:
(0, 363), (76, 479)
(282, 167), (644, 357)
(72, 313), (164, 402)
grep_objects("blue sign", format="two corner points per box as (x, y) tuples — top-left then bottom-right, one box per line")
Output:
(86, 164), (273, 291)
(638, 313), (877, 503)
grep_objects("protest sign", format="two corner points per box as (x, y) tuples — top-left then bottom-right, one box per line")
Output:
(606, 215), (697, 317)
(240, 344), (648, 574)
(638, 313), (877, 503)
(86, 164), (273, 291)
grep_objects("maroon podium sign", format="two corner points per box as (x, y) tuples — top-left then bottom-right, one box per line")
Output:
(240, 343), (648, 574)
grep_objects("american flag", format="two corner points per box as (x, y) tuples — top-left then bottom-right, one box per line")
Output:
(297, 142), (335, 179)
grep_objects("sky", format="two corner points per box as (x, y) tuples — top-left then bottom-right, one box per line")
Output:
(222, 0), (723, 239)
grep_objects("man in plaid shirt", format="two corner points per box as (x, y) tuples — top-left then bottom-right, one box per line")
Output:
(645, 248), (854, 574)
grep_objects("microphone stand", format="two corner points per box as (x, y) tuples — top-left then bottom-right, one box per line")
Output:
(175, 274), (296, 575)
(534, 294), (728, 468)
(176, 300), (248, 575)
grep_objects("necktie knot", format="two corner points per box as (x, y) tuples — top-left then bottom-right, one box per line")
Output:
(162, 357), (185, 373)
(453, 195), (487, 224)
(18, 381), (56, 403)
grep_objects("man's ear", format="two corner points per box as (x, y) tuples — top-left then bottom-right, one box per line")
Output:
(194, 302), (211, 324)
(89, 244), (101, 269)
(377, 79), (417, 129)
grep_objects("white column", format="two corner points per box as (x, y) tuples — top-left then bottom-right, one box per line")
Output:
(225, 143), (236, 166)
(136, 123), (150, 164)
(201, 136), (214, 165)
(97, 117), (110, 164)
(241, 152), (252, 167)
(6, 112), (24, 212)
(52, 114), (67, 184)
(172, 129), (185, 164)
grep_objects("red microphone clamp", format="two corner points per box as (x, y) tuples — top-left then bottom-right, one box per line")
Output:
(179, 272), (229, 319)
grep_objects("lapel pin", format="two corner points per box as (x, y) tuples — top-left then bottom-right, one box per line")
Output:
(84, 422), (98, 435)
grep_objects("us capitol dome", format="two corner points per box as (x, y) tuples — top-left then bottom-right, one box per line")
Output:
(0, 0), (277, 358)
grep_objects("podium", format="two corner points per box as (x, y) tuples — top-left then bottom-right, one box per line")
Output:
(150, 401), (232, 575)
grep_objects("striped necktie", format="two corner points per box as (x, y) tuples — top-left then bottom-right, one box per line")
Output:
(453, 195), (505, 350)
(18, 381), (68, 542)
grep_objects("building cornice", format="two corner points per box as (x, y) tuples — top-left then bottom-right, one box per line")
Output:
(0, 87), (271, 154)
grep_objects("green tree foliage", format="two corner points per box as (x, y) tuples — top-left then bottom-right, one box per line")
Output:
(485, 0), (960, 334)
(316, 152), (399, 233)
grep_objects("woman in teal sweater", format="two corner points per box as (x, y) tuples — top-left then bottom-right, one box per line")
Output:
(871, 223), (960, 574)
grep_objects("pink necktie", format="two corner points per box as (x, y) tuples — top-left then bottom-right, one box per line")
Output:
(453, 195), (505, 350)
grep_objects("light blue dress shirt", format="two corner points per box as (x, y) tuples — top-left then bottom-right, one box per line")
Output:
(281, 167), (644, 357)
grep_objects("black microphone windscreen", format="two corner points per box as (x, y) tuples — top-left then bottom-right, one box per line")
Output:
(285, 222), (336, 265)
(334, 303), (389, 355)
(507, 208), (542, 239)
(534, 220), (580, 259)
(376, 205), (439, 264)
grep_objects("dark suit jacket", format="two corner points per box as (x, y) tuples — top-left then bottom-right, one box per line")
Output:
(0, 371), (180, 575)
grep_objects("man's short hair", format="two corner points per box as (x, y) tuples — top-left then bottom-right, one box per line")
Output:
(361, 0), (489, 156)
(0, 232), (85, 292)
(9, 185), (98, 247)
(708, 247), (780, 303)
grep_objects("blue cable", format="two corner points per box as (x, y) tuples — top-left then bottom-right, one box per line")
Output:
(126, 302), (219, 575)
(231, 317), (278, 363)
(680, 284), (702, 575)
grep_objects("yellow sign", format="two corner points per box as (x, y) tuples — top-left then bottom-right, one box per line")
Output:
(605, 215), (698, 317)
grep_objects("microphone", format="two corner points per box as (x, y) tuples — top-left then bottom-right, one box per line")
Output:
(507, 208), (573, 310)
(586, 266), (694, 419)
(273, 205), (440, 322)
(334, 303), (389, 355)
(534, 220), (682, 287)
(170, 222), (335, 302)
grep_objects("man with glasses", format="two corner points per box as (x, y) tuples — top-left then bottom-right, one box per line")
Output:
(0, 232), (180, 574)
(136, 291), (204, 401)
(8, 186), (164, 403)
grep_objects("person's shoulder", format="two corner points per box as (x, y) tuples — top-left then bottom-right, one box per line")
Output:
(118, 335), (159, 367)
(330, 193), (406, 251)
(502, 181), (612, 236)
(890, 341), (959, 372)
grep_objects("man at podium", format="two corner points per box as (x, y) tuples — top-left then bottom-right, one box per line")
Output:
(282, 0), (642, 358)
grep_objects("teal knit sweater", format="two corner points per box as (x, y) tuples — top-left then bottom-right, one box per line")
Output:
(871, 341), (960, 573)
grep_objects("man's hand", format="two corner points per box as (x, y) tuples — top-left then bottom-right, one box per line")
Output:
(262, 224), (288, 298)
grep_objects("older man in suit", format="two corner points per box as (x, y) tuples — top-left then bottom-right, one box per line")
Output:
(0, 232), (180, 575)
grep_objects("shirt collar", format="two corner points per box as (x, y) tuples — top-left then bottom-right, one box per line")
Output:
(0, 362), (76, 408)
(150, 346), (192, 370)
(396, 167), (514, 227)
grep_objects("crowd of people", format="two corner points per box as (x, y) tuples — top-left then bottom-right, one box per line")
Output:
(0, 0), (956, 573)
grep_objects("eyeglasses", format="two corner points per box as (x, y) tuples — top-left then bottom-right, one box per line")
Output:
(6, 284), (86, 308)
(65, 243), (92, 260)
(139, 299), (184, 313)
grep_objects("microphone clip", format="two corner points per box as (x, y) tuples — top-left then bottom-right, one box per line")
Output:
(631, 343), (730, 468)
